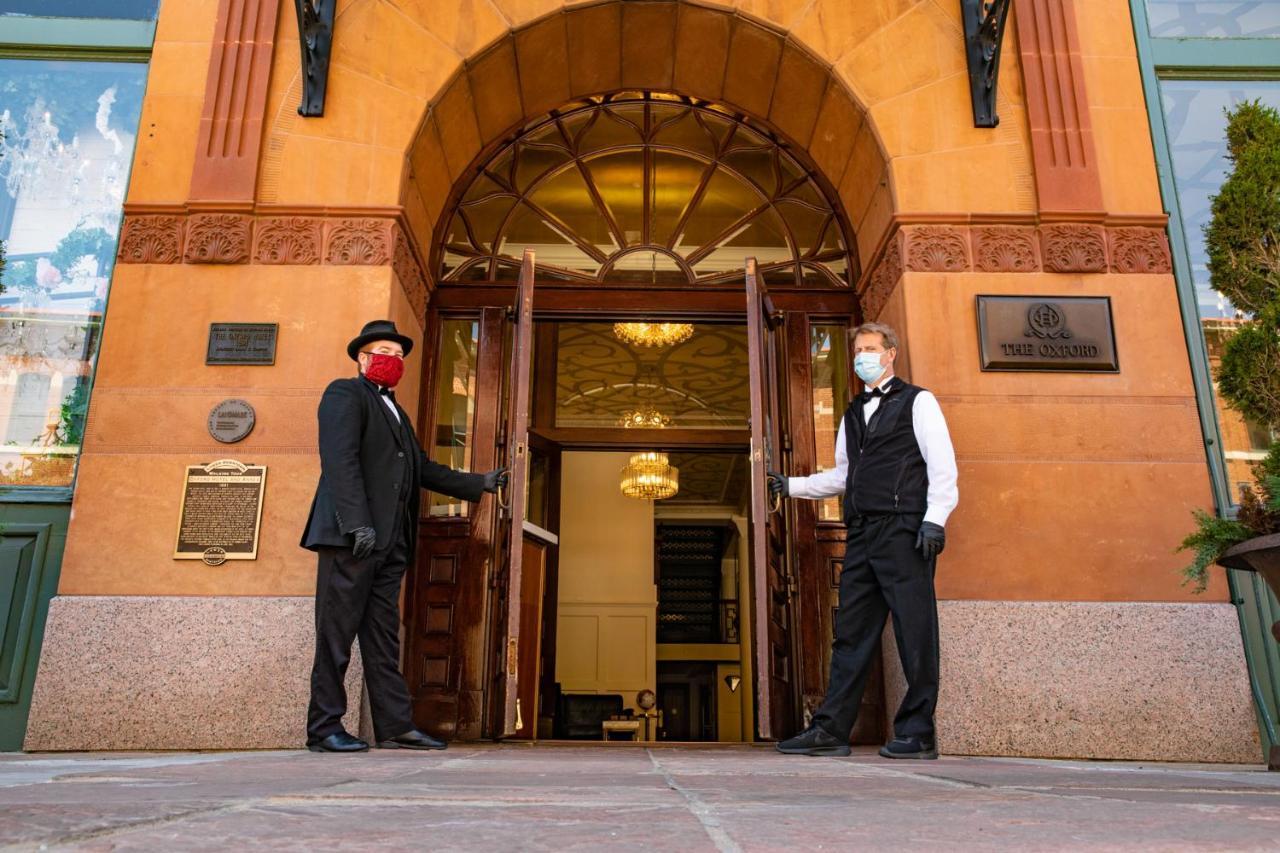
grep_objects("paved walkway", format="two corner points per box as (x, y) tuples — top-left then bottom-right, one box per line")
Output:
(1, 745), (1278, 851)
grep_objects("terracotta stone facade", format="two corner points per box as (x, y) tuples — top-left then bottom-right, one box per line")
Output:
(24, 0), (1258, 759)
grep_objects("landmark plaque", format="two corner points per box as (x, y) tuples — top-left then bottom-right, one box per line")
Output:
(174, 459), (267, 565)
(206, 323), (277, 365)
(976, 295), (1119, 372)
(208, 399), (256, 443)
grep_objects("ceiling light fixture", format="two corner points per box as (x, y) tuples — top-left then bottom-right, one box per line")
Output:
(619, 451), (679, 500)
(613, 322), (694, 348)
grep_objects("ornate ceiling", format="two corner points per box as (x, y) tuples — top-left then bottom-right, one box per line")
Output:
(553, 322), (748, 429)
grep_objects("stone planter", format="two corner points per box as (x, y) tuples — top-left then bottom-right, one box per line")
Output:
(1219, 533), (1280, 608)
(1218, 532), (1280, 771)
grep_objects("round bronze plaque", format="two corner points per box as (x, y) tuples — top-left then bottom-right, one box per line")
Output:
(208, 399), (256, 444)
(202, 547), (228, 566)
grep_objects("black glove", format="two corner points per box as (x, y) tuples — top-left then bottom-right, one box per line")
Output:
(483, 467), (509, 494)
(915, 521), (945, 561)
(767, 470), (788, 499)
(350, 526), (377, 560)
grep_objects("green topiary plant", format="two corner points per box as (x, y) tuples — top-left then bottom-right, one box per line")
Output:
(1179, 100), (1280, 592)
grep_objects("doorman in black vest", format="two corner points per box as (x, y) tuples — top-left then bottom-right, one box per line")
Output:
(300, 320), (508, 753)
(769, 321), (958, 759)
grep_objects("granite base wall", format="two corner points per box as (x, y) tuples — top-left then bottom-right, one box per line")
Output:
(24, 596), (363, 751)
(881, 601), (1261, 763)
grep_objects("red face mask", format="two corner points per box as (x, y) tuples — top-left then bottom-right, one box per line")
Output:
(362, 352), (404, 388)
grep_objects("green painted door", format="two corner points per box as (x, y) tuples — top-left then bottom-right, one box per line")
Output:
(0, 503), (69, 751)
(1231, 569), (1280, 763)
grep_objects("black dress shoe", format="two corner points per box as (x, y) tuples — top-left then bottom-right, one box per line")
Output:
(775, 726), (851, 757)
(878, 736), (938, 760)
(378, 728), (447, 750)
(307, 731), (369, 753)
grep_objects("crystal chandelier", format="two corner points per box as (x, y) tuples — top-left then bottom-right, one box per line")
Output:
(618, 405), (671, 429)
(619, 451), (679, 500)
(613, 322), (694, 348)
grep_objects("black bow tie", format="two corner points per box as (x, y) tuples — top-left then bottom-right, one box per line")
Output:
(377, 386), (396, 400)
(860, 385), (888, 403)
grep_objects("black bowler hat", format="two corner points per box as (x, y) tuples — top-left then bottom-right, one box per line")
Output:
(347, 320), (414, 361)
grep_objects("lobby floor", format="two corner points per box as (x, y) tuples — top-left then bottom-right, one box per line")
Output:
(1, 744), (1277, 851)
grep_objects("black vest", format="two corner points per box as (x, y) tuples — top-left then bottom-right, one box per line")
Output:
(842, 380), (928, 523)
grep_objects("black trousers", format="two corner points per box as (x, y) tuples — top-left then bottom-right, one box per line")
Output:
(810, 513), (940, 743)
(306, 526), (415, 744)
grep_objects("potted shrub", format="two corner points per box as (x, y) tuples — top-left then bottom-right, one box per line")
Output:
(1178, 99), (1280, 606)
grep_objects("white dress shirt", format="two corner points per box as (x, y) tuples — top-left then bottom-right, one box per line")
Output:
(788, 375), (959, 527)
(380, 393), (400, 423)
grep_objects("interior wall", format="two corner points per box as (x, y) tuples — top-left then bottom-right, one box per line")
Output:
(554, 451), (656, 714)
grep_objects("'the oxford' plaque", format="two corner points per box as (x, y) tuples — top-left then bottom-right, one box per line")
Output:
(976, 296), (1118, 372)
(174, 459), (267, 565)
(207, 323), (277, 365)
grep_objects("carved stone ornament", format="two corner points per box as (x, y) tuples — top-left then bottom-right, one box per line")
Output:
(392, 227), (429, 323)
(254, 217), (323, 265)
(860, 236), (903, 321)
(326, 218), (392, 265)
(972, 226), (1040, 272)
(117, 215), (185, 264)
(1041, 224), (1108, 273)
(1109, 227), (1172, 274)
(183, 214), (252, 264)
(903, 225), (970, 273)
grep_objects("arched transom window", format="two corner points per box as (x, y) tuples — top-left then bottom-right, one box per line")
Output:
(439, 93), (854, 288)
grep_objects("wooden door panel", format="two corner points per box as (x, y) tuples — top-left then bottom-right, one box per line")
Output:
(746, 257), (799, 740)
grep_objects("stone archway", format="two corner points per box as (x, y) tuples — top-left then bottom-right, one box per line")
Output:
(398, 1), (893, 301)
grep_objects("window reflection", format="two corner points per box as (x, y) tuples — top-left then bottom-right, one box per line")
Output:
(1159, 79), (1280, 494)
(428, 320), (480, 517)
(810, 324), (850, 522)
(1, 1), (159, 19)
(0, 59), (145, 487)
(1145, 1), (1280, 37)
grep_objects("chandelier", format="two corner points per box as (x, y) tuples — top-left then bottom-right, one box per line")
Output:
(618, 405), (671, 429)
(613, 322), (694, 348)
(620, 451), (679, 500)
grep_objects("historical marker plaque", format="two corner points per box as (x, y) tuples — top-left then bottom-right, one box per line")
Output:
(208, 399), (256, 443)
(976, 296), (1119, 372)
(174, 459), (267, 565)
(206, 323), (277, 365)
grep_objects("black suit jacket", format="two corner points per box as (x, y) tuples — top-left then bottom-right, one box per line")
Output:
(300, 376), (485, 552)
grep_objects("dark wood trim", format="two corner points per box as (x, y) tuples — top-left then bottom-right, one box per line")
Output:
(433, 283), (857, 316)
(531, 427), (749, 450)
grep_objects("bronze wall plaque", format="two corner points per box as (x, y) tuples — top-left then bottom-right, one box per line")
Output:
(207, 323), (277, 365)
(976, 296), (1119, 372)
(174, 459), (267, 565)
(208, 399), (255, 443)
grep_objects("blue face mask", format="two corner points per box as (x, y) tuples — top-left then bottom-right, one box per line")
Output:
(854, 352), (886, 384)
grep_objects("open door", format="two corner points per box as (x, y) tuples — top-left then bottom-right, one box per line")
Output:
(745, 257), (799, 740)
(492, 249), (536, 738)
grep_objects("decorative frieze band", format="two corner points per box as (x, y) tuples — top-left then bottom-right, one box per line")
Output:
(857, 222), (1172, 319)
(117, 209), (430, 328)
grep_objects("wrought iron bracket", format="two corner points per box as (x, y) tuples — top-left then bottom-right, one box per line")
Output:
(295, 0), (335, 117)
(961, 0), (1013, 128)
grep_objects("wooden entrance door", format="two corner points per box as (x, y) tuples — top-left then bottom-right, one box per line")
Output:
(487, 249), (538, 738)
(745, 258), (800, 740)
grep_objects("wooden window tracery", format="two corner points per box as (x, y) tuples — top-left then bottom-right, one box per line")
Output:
(438, 93), (854, 288)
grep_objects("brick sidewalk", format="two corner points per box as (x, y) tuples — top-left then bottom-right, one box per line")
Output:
(2, 745), (1278, 851)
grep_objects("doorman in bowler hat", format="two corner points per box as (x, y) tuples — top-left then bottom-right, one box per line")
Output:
(769, 321), (958, 759)
(301, 320), (507, 753)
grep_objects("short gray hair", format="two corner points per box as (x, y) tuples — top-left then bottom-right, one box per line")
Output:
(850, 322), (899, 350)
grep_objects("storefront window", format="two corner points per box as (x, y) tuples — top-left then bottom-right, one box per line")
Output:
(428, 319), (480, 517)
(0, 59), (146, 488)
(809, 324), (849, 522)
(1, 1), (159, 19)
(1144, 1), (1280, 37)
(1158, 79), (1280, 495)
